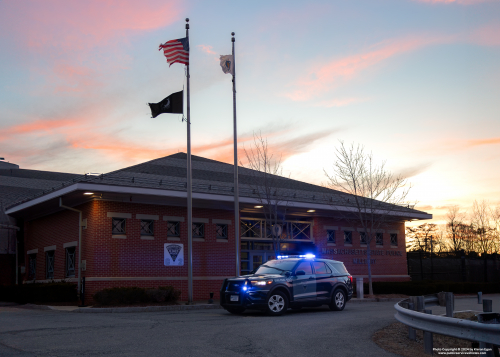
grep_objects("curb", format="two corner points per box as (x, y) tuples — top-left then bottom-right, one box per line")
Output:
(74, 304), (223, 313)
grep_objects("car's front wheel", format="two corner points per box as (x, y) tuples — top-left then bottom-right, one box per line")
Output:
(266, 292), (288, 316)
(329, 289), (346, 311)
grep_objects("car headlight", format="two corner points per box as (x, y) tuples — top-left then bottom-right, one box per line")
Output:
(250, 280), (272, 286)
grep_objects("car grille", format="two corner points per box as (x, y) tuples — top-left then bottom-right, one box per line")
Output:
(226, 282), (242, 292)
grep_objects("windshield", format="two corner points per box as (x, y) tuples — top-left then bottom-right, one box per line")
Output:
(254, 260), (297, 275)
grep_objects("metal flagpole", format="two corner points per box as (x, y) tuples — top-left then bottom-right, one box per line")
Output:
(185, 18), (193, 304)
(232, 32), (240, 276)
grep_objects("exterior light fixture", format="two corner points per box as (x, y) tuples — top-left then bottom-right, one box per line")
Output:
(307, 210), (315, 213)
(254, 206), (263, 208)
(83, 192), (94, 195)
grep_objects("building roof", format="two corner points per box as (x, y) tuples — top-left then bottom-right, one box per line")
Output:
(5, 153), (432, 221)
(0, 168), (81, 208)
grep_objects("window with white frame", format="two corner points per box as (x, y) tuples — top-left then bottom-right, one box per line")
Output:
(140, 220), (154, 236)
(360, 232), (367, 245)
(65, 247), (76, 277)
(327, 230), (336, 243)
(167, 221), (180, 237)
(192, 222), (205, 238)
(216, 224), (228, 239)
(112, 217), (126, 234)
(46, 251), (55, 279)
(390, 233), (398, 247)
(241, 219), (262, 238)
(28, 254), (36, 280)
(376, 232), (383, 246)
(344, 231), (352, 244)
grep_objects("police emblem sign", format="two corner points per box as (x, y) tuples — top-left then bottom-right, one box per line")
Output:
(164, 243), (184, 266)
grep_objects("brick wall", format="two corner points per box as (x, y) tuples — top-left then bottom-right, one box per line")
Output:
(313, 216), (409, 282)
(23, 199), (410, 304)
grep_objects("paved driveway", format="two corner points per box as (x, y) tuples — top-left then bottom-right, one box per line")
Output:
(0, 296), (497, 357)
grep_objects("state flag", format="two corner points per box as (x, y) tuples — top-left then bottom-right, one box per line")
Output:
(220, 55), (234, 75)
(149, 91), (183, 118)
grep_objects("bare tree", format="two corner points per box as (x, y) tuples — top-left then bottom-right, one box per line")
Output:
(405, 223), (438, 253)
(242, 132), (290, 257)
(446, 206), (466, 254)
(324, 141), (412, 296)
(470, 200), (496, 255)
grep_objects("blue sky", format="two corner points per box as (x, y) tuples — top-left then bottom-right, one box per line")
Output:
(0, 0), (499, 223)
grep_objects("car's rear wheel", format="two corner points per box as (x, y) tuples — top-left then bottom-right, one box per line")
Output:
(225, 307), (245, 315)
(329, 289), (346, 311)
(266, 292), (288, 316)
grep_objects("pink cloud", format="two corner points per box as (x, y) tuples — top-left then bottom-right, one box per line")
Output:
(468, 24), (500, 46)
(315, 98), (368, 108)
(467, 137), (500, 147)
(2, 0), (182, 51)
(198, 45), (217, 55)
(285, 35), (453, 101)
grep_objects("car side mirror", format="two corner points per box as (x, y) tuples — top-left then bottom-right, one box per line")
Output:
(284, 271), (291, 277)
(295, 270), (306, 276)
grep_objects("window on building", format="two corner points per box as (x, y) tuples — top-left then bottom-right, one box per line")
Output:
(140, 220), (154, 236)
(216, 224), (228, 239)
(167, 221), (180, 237)
(192, 222), (205, 238)
(46, 251), (55, 279)
(327, 230), (336, 243)
(240, 219), (262, 238)
(112, 217), (126, 234)
(344, 231), (352, 244)
(65, 247), (75, 278)
(28, 254), (36, 280)
(360, 232), (367, 245)
(390, 233), (398, 247)
(376, 232), (383, 246)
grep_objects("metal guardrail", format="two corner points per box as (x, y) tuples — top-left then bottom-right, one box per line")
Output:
(394, 294), (500, 345)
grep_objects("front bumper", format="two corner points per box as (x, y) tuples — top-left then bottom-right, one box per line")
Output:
(220, 285), (269, 310)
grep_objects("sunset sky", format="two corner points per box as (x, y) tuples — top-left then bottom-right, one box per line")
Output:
(1, 0), (499, 224)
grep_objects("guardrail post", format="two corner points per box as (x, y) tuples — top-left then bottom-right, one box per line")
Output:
(446, 292), (454, 318)
(477, 313), (500, 357)
(478, 292), (483, 304)
(408, 302), (416, 341)
(483, 299), (493, 313)
(423, 309), (433, 355)
(417, 296), (425, 312)
(356, 278), (363, 299)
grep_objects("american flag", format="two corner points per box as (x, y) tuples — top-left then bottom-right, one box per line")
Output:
(159, 37), (189, 66)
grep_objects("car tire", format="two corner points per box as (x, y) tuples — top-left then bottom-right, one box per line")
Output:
(225, 307), (245, 315)
(329, 289), (346, 311)
(266, 291), (288, 316)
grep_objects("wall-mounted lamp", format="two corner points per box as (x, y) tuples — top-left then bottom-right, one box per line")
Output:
(83, 192), (94, 195)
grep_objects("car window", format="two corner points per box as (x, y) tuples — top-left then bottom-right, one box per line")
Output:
(313, 262), (331, 275)
(332, 263), (349, 275)
(254, 260), (297, 274)
(295, 261), (313, 274)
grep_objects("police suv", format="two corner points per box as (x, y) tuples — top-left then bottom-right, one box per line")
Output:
(220, 255), (353, 316)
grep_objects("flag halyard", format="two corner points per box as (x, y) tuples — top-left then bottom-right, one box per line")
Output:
(159, 37), (189, 66)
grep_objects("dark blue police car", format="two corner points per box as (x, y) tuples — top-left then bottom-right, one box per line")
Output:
(220, 255), (353, 315)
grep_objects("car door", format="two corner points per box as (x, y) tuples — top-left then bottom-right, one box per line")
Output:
(313, 261), (334, 301)
(292, 261), (316, 301)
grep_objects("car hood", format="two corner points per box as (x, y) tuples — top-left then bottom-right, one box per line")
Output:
(227, 274), (284, 281)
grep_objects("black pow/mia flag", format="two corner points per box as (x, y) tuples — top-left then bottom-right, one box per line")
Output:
(149, 90), (183, 118)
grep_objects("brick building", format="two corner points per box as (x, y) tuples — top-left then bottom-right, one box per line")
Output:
(5, 153), (431, 302)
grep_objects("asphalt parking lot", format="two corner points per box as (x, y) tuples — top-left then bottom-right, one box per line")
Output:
(0, 296), (498, 357)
